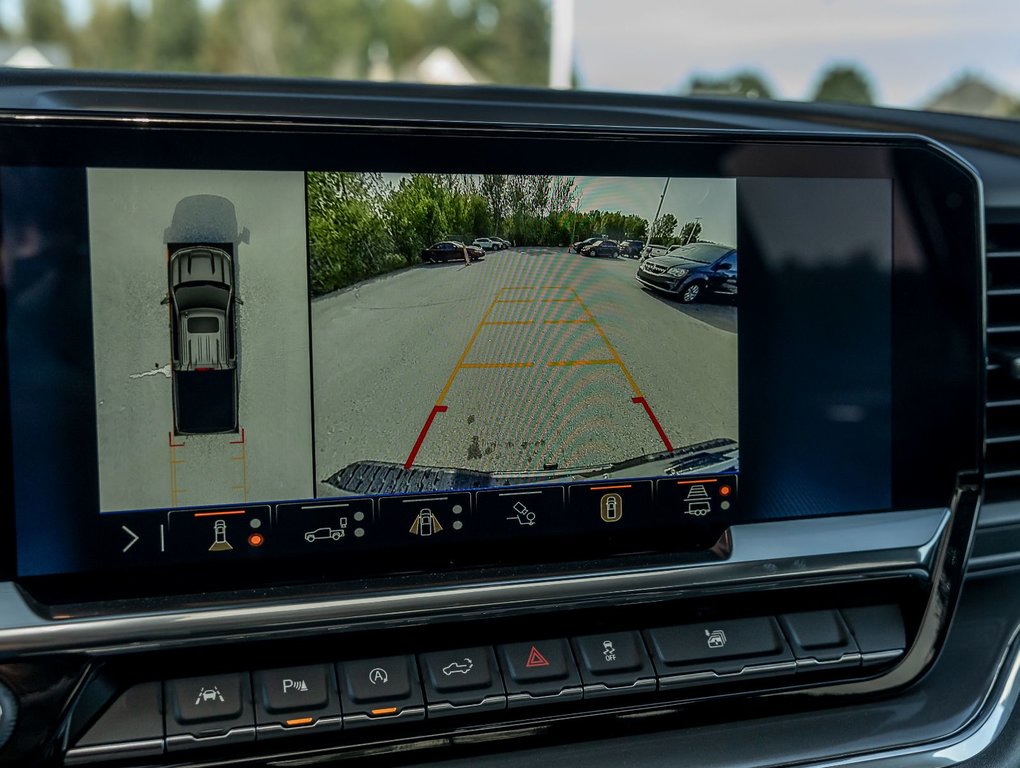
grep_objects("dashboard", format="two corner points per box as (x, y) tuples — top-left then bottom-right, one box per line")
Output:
(0, 70), (1016, 768)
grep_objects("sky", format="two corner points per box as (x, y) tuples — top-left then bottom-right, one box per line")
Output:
(573, 0), (1020, 107)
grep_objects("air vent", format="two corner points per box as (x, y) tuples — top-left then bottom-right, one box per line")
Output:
(984, 214), (1020, 503)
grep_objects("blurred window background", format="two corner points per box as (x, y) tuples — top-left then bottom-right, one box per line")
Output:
(0, 0), (1017, 118)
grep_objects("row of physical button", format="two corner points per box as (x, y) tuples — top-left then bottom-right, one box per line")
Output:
(147, 609), (904, 753)
(161, 633), (654, 750)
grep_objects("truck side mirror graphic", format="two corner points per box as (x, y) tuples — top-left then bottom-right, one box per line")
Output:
(239, 226), (250, 245)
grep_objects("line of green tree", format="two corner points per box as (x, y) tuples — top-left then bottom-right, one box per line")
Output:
(687, 64), (877, 105)
(12, 0), (550, 86)
(308, 171), (663, 296)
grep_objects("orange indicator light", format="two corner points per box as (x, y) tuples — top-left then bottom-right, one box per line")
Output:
(285, 717), (314, 726)
(720, 486), (732, 497)
(371, 707), (398, 716)
(248, 533), (265, 547)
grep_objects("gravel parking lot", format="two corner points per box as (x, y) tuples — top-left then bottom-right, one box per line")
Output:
(311, 246), (737, 493)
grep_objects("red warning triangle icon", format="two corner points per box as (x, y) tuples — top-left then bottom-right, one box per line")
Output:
(525, 645), (550, 668)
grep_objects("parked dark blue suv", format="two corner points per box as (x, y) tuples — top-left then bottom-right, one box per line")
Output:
(636, 243), (737, 303)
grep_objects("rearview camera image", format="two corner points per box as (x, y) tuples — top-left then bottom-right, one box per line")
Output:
(88, 169), (314, 513)
(308, 173), (738, 497)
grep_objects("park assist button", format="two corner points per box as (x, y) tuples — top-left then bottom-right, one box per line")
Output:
(419, 647), (506, 717)
(167, 505), (272, 560)
(378, 493), (472, 544)
(337, 655), (425, 727)
(496, 639), (582, 708)
(568, 481), (653, 530)
(253, 665), (341, 738)
(571, 631), (656, 697)
(645, 617), (795, 689)
(165, 672), (254, 751)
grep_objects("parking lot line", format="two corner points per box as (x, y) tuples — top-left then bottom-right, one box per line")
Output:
(405, 282), (676, 469)
(461, 362), (535, 369)
(570, 288), (643, 398)
(435, 296), (500, 405)
(168, 431), (185, 507)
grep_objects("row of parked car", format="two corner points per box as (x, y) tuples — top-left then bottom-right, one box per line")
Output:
(420, 237), (513, 263)
(569, 237), (645, 258)
(570, 236), (739, 304)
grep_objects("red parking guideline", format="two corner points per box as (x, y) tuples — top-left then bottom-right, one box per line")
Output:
(404, 405), (449, 469)
(632, 397), (673, 452)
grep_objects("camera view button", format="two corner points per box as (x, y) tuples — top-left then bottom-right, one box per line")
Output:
(377, 493), (472, 544)
(567, 481), (653, 529)
(655, 476), (737, 521)
(475, 486), (566, 536)
(275, 498), (373, 554)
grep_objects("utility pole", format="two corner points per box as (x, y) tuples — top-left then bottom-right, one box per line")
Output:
(549, 0), (575, 89)
(684, 216), (703, 245)
(648, 177), (670, 245)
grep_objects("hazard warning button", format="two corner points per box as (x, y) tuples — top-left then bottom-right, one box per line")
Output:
(496, 639), (583, 708)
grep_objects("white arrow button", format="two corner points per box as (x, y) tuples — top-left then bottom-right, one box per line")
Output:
(121, 525), (140, 553)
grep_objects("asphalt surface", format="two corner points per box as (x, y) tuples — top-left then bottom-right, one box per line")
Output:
(88, 169), (314, 512)
(311, 246), (737, 493)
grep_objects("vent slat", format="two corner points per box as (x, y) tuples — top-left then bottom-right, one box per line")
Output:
(987, 223), (1020, 503)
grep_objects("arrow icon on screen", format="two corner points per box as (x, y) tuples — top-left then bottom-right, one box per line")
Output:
(121, 525), (140, 553)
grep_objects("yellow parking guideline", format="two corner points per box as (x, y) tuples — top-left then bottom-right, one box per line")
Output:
(547, 359), (615, 367)
(436, 295), (500, 405)
(461, 362), (535, 369)
(570, 288), (643, 398)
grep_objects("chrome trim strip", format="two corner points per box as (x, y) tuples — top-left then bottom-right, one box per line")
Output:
(507, 688), (583, 706)
(429, 695), (507, 715)
(581, 679), (656, 698)
(64, 739), (163, 764)
(659, 660), (799, 688)
(343, 707), (425, 726)
(794, 653), (862, 670)
(0, 508), (948, 656)
(165, 726), (255, 750)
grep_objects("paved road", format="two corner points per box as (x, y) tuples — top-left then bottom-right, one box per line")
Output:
(88, 169), (314, 512)
(311, 247), (736, 493)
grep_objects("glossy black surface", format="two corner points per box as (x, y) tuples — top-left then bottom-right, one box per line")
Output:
(0, 117), (982, 601)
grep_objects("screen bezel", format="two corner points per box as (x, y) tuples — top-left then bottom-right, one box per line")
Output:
(0, 116), (984, 603)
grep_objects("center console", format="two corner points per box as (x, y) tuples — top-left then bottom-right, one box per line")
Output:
(0, 105), (984, 766)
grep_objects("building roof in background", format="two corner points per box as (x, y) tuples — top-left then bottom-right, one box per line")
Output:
(920, 74), (1017, 117)
(0, 43), (71, 69)
(397, 47), (489, 85)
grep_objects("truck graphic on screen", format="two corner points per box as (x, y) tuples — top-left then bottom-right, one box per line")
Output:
(163, 195), (248, 435)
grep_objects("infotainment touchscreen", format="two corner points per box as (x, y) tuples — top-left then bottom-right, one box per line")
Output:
(1, 124), (981, 592)
(87, 170), (737, 517)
